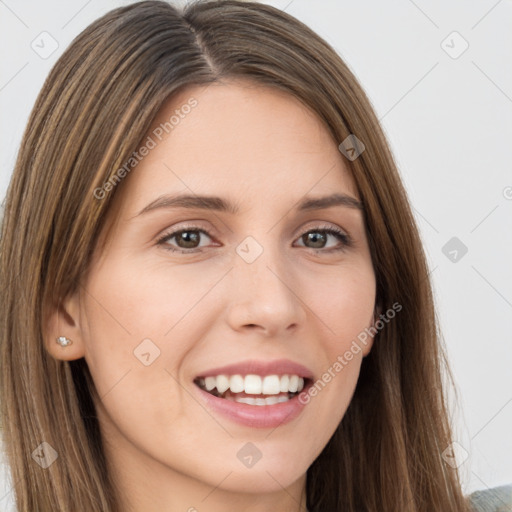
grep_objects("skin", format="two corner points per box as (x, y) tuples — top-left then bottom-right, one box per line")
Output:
(45, 79), (377, 512)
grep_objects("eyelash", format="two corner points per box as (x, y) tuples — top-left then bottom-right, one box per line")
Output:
(156, 223), (353, 254)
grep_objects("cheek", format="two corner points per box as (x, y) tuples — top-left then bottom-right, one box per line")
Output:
(82, 257), (215, 347)
(79, 263), (197, 415)
(79, 256), (231, 418)
(297, 263), (375, 427)
(304, 262), (376, 348)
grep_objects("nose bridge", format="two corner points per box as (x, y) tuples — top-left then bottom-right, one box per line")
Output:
(234, 233), (286, 292)
(227, 233), (305, 333)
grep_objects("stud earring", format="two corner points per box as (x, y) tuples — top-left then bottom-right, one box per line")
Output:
(56, 336), (73, 347)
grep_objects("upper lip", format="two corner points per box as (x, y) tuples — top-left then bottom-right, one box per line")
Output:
(195, 359), (314, 380)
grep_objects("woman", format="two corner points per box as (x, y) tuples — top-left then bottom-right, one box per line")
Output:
(0, 1), (479, 510)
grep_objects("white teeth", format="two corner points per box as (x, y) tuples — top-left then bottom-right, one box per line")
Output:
(204, 376), (216, 391)
(288, 375), (299, 393)
(226, 395), (290, 405)
(262, 375), (281, 394)
(229, 374), (244, 393)
(244, 374), (262, 394)
(199, 373), (306, 395)
(216, 375), (230, 394)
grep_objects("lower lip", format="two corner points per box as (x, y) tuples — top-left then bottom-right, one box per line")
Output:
(193, 383), (310, 428)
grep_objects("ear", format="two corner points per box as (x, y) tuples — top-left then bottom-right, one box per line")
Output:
(373, 303), (382, 323)
(43, 290), (86, 361)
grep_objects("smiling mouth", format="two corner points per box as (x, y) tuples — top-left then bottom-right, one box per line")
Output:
(194, 374), (310, 406)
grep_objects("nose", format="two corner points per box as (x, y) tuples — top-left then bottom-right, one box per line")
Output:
(225, 239), (307, 338)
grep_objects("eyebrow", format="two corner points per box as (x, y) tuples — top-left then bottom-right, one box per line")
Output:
(135, 192), (364, 217)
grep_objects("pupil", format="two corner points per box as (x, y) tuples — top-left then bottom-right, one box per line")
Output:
(305, 232), (326, 248)
(178, 231), (199, 248)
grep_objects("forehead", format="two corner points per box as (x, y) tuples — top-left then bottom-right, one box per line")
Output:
(116, 79), (359, 216)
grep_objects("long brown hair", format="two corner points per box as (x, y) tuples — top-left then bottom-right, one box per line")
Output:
(0, 1), (472, 510)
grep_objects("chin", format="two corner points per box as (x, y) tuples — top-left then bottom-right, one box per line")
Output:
(214, 468), (307, 495)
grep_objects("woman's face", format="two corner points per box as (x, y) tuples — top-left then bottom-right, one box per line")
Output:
(52, 80), (377, 509)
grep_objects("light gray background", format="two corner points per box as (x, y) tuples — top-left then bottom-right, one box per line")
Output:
(1, 0), (511, 509)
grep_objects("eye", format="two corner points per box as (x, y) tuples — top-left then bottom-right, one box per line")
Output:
(156, 227), (215, 253)
(156, 223), (352, 254)
(294, 225), (352, 252)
